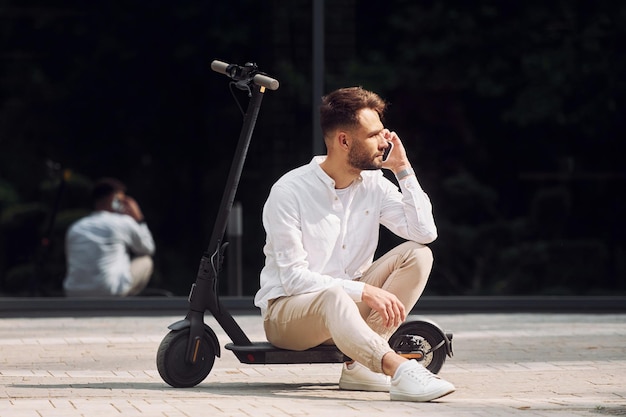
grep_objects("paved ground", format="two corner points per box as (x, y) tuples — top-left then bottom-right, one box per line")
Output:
(1, 310), (625, 416)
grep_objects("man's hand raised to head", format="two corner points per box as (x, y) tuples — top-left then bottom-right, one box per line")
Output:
(122, 196), (144, 223)
(380, 130), (412, 174)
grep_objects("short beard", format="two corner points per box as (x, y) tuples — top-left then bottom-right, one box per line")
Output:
(348, 145), (381, 171)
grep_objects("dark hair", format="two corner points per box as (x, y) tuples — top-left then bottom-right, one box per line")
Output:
(319, 87), (387, 139)
(91, 177), (126, 205)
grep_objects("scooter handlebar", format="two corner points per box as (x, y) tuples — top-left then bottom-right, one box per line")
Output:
(210, 60), (231, 76)
(211, 60), (280, 91)
(252, 74), (280, 91)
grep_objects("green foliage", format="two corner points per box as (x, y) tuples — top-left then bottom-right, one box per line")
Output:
(352, 0), (625, 137)
(0, 180), (20, 212)
(501, 239), (609, 294)
(350, 0), (625, 295)
(1, 1), (624, 296)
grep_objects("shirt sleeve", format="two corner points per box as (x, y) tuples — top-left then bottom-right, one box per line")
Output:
(341, 279), (366, 302)
(123, 218), (156, 256)
(380, 173), (437, 244)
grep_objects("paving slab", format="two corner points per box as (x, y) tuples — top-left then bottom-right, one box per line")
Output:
(1, 312), (625, 416)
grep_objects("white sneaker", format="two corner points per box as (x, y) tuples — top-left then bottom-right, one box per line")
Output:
(339, 362), (390, 392)
(390, 360), (455, 402)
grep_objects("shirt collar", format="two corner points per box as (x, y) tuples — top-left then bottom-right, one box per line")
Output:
(310, 156), (363, 189)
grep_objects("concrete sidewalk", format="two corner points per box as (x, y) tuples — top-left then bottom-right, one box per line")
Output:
(1, 311), (625, 416)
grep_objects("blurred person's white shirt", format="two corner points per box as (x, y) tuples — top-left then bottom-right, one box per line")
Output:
(64, 211), (155, 296)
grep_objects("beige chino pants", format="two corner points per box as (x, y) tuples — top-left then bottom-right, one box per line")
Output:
(125, 255), (154, 296)
(263, 241), (433, 374)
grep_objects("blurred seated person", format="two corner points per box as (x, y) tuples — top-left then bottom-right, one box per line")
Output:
(63, 178), (155, 297)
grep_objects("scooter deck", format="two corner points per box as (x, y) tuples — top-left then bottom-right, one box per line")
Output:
(225, 342), (350, 365)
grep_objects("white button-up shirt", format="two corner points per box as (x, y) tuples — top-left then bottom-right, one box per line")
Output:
(254, 156), (437, 315)
(64, 211), (155, 296)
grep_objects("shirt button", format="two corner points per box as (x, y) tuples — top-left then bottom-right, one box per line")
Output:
(342, 245), (346, 249)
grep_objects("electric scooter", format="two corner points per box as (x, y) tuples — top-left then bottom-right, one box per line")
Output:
(156, 60), (453, 388)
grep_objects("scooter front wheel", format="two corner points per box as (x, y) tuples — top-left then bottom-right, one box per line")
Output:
(157, 329), (216, 388)
(388, 321), (448, 374)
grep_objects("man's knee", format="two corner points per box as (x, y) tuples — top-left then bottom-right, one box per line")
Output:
(400, 241), (433, 270)
(131, 256), (153, 280)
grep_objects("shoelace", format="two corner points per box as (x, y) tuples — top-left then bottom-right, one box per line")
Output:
(404, 365), (439, 385)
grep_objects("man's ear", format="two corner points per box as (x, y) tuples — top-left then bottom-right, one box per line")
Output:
(338, 132), (349, 149)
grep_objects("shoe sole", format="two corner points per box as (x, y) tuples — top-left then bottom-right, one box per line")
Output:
(339, 381), (390, 392)
(390, 387), (455, 402)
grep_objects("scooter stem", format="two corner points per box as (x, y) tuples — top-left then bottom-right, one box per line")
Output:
(184, 82), (268, 362)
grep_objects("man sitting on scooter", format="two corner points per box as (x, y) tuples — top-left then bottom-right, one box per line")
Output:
(254, 87), (455, 402)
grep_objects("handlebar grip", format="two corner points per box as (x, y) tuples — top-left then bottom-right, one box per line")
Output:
(253, 74), (280, 91)
(210, 60), (280, 91)
(210, 60), (229, 75)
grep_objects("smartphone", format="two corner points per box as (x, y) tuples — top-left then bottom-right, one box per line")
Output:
(382, 141), (394, 162)
(111, 197), (124, 213)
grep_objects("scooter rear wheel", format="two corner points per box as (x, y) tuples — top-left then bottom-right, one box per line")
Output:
(388, 321), (448, 374)
(157, 329), (216, 388)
